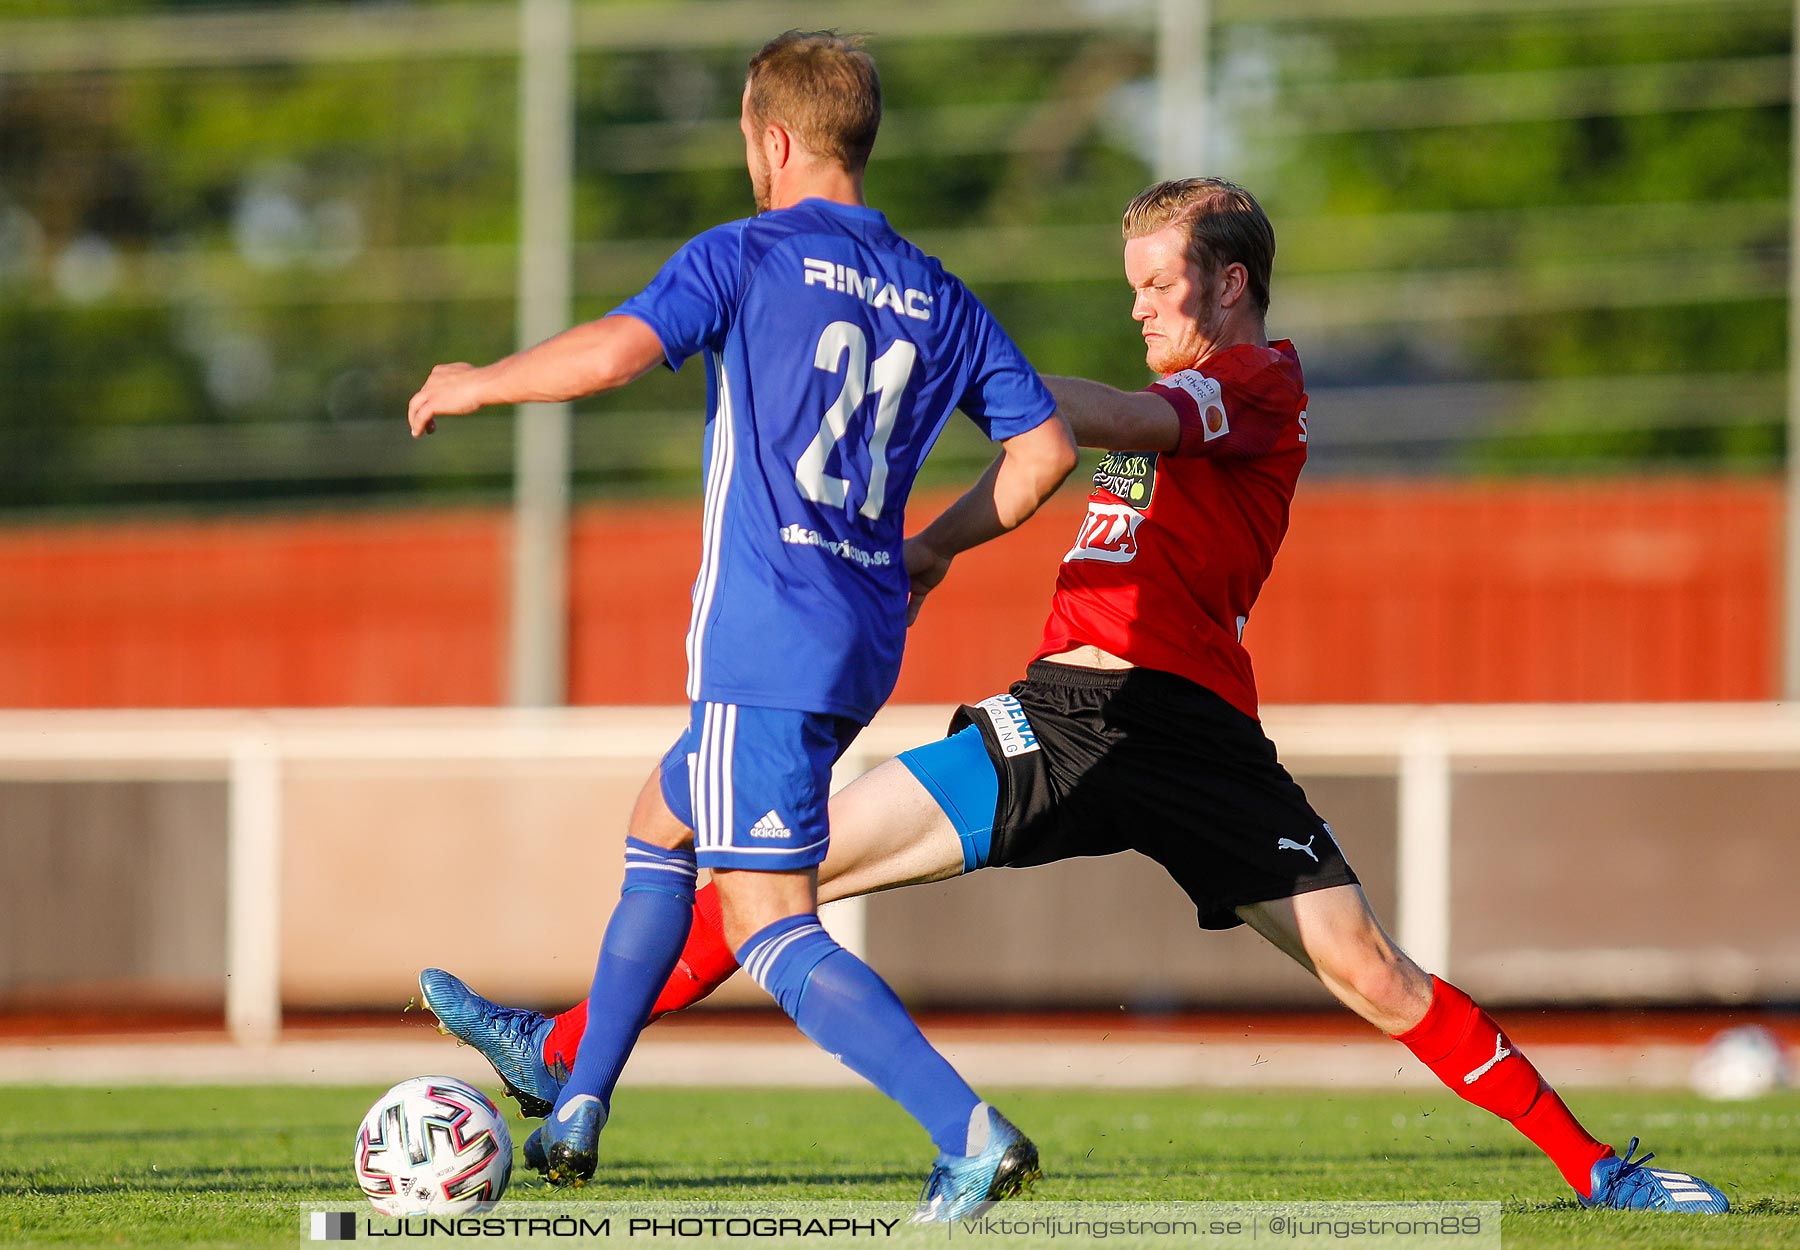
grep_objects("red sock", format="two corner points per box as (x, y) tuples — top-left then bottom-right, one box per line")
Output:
(648, 882), (738, 1017)
(1393, 975), (1612, 1194)
(542, 882), (740, 1073)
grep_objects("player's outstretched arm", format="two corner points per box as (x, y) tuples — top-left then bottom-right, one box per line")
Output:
(1043, 375), (1179, 452)
(904, 413), (1077, 623)
(407, 314), (667, 438)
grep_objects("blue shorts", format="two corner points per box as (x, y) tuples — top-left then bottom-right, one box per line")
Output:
(660, 703), (862, 872)
(896, 724), (1000, 874)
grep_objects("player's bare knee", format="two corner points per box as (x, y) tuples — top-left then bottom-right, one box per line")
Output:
(1311, 927), (1427, 1019)
(1352, 956), (1423, 1016)
(716, 903), (791, 952)
(1346, 956), (1431, 1031)
(713, 868), (819, 952)
(716, 907), (759, 955)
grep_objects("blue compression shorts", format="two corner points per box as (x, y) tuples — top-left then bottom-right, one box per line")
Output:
(896, 724), (1000, 873)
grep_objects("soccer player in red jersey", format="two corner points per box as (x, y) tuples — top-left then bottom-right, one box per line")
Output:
(423, 179), (1728, 1214)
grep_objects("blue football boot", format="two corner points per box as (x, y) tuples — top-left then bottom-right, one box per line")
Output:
(526, 1094), (607, 1188)
(523, 1123), (548, 1175)
(914, 1104), (1041, 1223)
(1581, 1137), (1730, 1213)
(417, 968), (566, 1118)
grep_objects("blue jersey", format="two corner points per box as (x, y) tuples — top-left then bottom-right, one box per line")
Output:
(613, 198), (1055, 722)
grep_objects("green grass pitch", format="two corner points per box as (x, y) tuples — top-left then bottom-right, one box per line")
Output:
(2, 1084), (1795, 1247)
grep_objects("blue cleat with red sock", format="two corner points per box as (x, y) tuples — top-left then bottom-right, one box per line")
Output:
(1582, 1138), (1729, 1213)
(418, 968), (564, 1118)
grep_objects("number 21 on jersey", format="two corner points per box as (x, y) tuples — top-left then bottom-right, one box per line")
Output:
(794, 320), (918, 521)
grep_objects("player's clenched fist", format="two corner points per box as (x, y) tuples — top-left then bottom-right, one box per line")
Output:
(407, 362), (489, 437)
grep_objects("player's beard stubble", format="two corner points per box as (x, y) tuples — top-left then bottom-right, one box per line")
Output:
(1144, 272), (1231, 376)
(748, 147), (773, 214)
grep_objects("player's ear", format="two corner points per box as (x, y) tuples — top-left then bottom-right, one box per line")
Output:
(763, 123), (792, 171)
(1217, 262), (1250, 309)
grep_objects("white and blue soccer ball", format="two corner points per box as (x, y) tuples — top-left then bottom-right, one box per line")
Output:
(1689, 1025), (1790, 1101)
(355, 1075), (513, 1216)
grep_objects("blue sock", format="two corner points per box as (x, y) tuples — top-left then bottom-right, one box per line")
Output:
(738, 915), (983, 1155)
(555, 838), (696, 1117)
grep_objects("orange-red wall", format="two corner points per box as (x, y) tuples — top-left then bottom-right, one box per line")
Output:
(0, 479), (1779, 709)
(0, 512), (506, 707)
(1252, 479), (1779, 704)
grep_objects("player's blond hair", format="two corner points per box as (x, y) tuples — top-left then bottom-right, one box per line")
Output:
(747, 31), (882, 173)
(1122, 179), (1274, 314)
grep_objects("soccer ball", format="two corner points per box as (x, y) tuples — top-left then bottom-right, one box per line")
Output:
(354, 1076), (513, 1215)
(1689, 1025), (1791, 1101)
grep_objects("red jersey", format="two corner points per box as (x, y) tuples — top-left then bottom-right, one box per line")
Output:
(1035, 340), (1309, 720)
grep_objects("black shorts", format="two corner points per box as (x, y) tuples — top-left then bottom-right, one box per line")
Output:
(951, 661), (1358, 930)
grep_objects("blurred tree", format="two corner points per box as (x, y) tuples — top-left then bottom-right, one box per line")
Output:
(0, 0), (1789, 512)
(1227, 6), (1790, 471)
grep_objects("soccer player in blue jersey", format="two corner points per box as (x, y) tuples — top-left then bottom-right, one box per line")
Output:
(422, 173), (1734, 1216)
(407, 31), (1076, 1219)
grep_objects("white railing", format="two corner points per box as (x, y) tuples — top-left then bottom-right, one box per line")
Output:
(3, 701), (1799, 1043)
